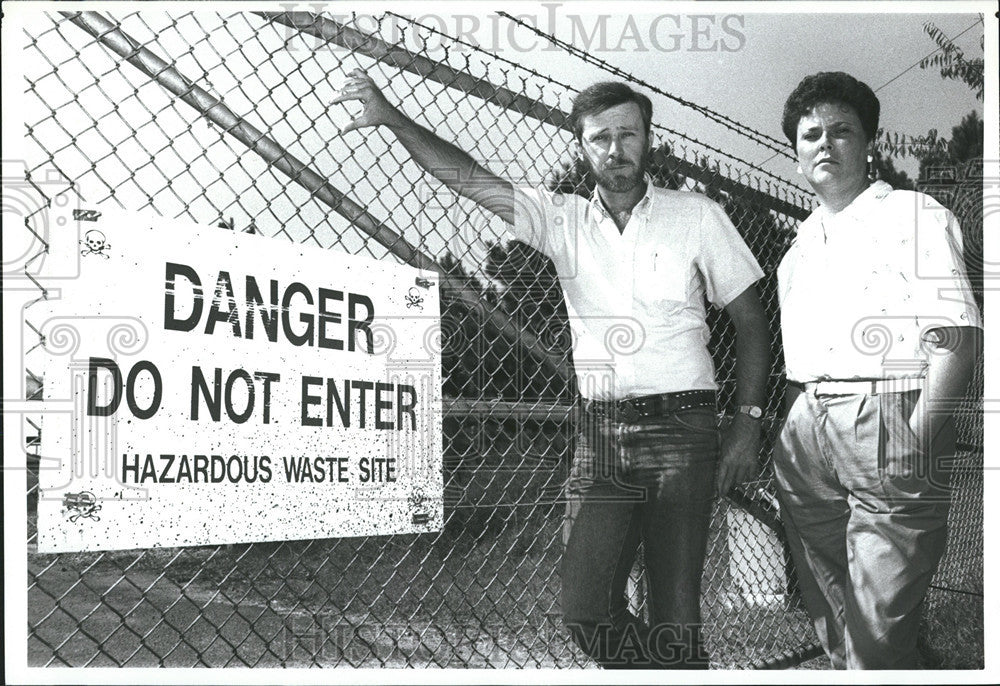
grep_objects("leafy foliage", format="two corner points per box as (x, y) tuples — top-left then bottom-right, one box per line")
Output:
(873, 21), (984, 311)
(915, 110), (985, 312)
(439, 245), (573, 401)
(870, 148), (914, 190)
(875, 128), (950, 160)
(875, 20), (983, 160)
(920, 20), (984, 101)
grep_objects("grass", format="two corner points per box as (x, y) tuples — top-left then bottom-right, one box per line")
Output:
(25, 448), (983, 668)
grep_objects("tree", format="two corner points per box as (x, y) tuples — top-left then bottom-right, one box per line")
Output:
(875, 21), (983, 161)
(915, 110), (984, 312)
(918, 110), (983, 180)
(438, 249), (487, 398)
(912, 25), (985, 313)
(870, 148), (914, 190)
(438, 240), (574, 401)
(483, 240), (574, 400)
(919, 21), (984, 101)
(875, 21), (985, 311)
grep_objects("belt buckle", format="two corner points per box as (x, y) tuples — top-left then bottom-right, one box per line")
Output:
(618, 400), (640, 423)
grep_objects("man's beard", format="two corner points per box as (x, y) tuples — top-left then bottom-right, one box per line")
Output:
(586, 148), (649, 193)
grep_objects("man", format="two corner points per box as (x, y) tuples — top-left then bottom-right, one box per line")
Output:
(334, 71), (769, 668)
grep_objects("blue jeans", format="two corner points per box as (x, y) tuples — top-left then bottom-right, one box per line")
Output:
(561, 404), (719, 669)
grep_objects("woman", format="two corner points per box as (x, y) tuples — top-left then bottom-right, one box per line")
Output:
(773, 72), (981, 669)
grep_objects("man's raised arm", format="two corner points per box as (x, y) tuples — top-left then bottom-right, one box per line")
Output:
(333, 69), (519, 225)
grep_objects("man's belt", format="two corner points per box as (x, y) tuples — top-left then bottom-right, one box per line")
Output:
(583, 390), (716, 422)
(787, 377), (925, 396)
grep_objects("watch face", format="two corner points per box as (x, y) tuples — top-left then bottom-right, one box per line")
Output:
(741, 405), (763, 419)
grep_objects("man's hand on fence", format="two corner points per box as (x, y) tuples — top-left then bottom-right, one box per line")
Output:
(333, 69), (408, 133)
(716, 416), (761, 498)
(331, 68), (517, 225)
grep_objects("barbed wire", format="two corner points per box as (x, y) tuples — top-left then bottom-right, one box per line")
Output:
(18, 8), (981, 670)
(496, 11), (795, 160)
(385, 11), (810, 196)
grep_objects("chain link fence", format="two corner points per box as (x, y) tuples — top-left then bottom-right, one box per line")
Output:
(14, 9), (983, 668)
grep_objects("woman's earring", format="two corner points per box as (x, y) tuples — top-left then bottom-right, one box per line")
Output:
(867, 154), (877, 181)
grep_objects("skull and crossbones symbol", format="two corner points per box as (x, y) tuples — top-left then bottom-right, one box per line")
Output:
(63, 491), (102, 523)
(405, 287), (425, 311)
(80, 229), (111, 258)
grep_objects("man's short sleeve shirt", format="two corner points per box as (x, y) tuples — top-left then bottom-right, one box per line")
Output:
(509, 183), (763, 400)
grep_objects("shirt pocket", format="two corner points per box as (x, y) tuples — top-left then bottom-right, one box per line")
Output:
(636, 244), (688, 309)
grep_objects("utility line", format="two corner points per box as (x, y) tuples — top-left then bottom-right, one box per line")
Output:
(756, 19), (983, 171)
(874, 19), (981, 93)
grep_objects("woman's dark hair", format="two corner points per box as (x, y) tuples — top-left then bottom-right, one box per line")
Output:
(781, 71), (880, 145)
(569, 82), (653, 142)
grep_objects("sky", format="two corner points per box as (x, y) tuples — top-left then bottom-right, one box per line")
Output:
(494, 6), (986, 182)
(4, 2), (992, 265)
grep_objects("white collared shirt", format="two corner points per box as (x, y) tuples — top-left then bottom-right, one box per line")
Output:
(510, 182), (764, 400)
(777, 181), (982, 383)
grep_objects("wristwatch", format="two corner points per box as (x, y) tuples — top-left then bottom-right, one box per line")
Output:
(737, 404), (764, 420)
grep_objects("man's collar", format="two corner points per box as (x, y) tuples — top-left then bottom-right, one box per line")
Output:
(590, 173), (654, 218)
